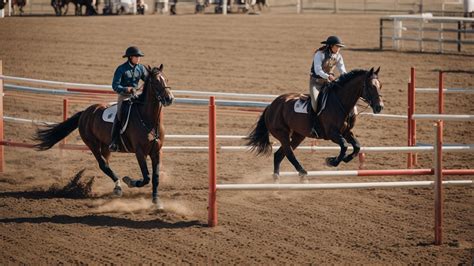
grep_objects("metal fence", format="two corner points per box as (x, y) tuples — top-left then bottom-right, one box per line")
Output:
(379, 14), (474, 53)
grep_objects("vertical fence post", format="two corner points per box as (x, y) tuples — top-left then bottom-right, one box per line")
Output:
(296, 0), (302, 14)
(434, 121), (443, 245)
(62, 98), (68, 146)
(0, 60), (4, 173)
(434, 71), (444, 245)
(208, 96), (217, 227)
(407, 82), (412, 168)
(457, 21), (461, 52)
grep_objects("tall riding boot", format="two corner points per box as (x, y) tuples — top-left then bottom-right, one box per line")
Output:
(109, 117), (120, 152)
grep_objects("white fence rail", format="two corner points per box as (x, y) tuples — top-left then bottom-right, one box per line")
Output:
(380, 14), (474, 53)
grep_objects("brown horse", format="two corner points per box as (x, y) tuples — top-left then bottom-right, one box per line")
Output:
(34, 65), (174, 208)
(245, 67), (383, 182)
(12, 0), (27, 15)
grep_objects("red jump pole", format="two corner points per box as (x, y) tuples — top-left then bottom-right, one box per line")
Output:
(407, 82), (413, 168)
(410, 67), (417, 166)
(434, 71), (445, 245)
(0, 60), (4, 173)
(208, 96), (217, 227)
(62, 98), (68, 146)
(434, 121), (444, 245)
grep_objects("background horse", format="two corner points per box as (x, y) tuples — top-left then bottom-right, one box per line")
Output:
(11, 0), (27, 15)
(245, 67), (383, 182)
(34, 65), (174, 208)
(51, 0), (96, 16)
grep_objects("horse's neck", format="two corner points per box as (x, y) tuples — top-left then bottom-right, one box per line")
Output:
(138, 84), (162, 128)
(335, 75), (364, 113)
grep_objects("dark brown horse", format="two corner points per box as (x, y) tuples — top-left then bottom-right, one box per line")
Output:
(34, 65), (174, 208)
(11, 0), (27, 15)
(245, 67), (383, 182)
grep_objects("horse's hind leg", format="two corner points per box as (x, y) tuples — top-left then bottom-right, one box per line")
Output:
(273, 131), (307, 179)
(89, 145), (123, 196)
(273, 133), (305, 182)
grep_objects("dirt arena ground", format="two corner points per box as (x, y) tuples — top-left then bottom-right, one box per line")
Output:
(0, 11), (473, 264)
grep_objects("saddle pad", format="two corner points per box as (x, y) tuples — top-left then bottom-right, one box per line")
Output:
(294, 99), (310, 114)
(102, 104), (117, 123)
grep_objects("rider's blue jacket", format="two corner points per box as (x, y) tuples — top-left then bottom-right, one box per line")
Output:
(112, 61), (148, 94)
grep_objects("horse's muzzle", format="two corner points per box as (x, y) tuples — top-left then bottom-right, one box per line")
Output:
(162, 96), (174, 107)
(372, 104), (383, 114)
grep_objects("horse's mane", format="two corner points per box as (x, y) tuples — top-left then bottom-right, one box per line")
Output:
(137, 66), (161, 102)
(326, 69), (367, 90)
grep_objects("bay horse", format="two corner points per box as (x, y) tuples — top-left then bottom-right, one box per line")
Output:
(245, 67), (383, 182)
(12, 0), (27, 15)
(34, 64), (174, 208)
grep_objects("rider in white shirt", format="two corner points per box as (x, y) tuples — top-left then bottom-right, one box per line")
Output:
(309, 35), (347, 136)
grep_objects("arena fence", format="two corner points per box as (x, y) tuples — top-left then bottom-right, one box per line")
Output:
(206, 96), (473, 246)
(0, 61), (472, 245)
(380, 14), (474, 53)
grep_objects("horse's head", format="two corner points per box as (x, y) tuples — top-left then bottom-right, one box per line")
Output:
(362, 67), (384, 114)
(146, 64), (174, 107)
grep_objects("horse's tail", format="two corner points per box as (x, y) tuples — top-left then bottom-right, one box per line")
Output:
(244, 107), (272, 156)
(34, 111), (83, 151)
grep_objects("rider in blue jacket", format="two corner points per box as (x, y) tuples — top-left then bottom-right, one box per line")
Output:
(109, 46), (148, 151)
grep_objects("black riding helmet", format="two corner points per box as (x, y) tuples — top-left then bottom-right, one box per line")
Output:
(122, 46), (145, 58)
(321, 36), (345, 47)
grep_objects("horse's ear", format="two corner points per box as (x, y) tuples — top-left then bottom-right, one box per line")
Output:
(159, 64), (164, 72)
(375, 66), (380, 75)
(146, 65), (151, 72)
(369, 67), (374, 75)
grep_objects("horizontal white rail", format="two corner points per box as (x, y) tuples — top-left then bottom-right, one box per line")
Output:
(220, 145), (474, 153)
(216, 180), (472, 190)
(416, 88), (474, 94)
(413, 114), (474, 121)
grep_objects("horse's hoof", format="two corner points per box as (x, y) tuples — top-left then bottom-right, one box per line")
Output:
(300, 177), (309, 184)
(113, 186), (122, 197)
(153, 197), (164, 210)
(122, 176), (135, 188)
(342, 156), (353, 163)
(326, 157), (339, 167)
(298, 169), (308, 177)
(272, 173), (280, 184)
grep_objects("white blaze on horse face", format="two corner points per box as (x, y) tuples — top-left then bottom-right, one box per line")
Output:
(371, 78), (383, 106)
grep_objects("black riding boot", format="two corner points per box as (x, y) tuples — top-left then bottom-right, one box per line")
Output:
(109, 117), (120, 152)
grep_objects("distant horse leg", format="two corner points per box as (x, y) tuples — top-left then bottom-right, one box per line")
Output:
(326, 133), (348, 167)
(150, 149), (163, 209)
(342, 131), (360, 163)
(123, 149), (150, 188)
(90, 145), (122, 196)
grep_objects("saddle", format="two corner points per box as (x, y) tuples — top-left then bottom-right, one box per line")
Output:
(102, 100), (135, 152)
(293, 88), (329, 116)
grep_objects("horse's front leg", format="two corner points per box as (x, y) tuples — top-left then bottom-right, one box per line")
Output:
(342, 130), (360, 163)
(326, 132), (348, 167)
(123, 149), (150, 188)
(150, 149), (163, 209)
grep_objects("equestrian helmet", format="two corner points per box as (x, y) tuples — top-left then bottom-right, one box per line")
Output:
(123, 46), (145, 58)
(321, 36), (345, 47)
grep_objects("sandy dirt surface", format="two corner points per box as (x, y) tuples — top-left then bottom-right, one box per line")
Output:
(0, 12), (473, 264)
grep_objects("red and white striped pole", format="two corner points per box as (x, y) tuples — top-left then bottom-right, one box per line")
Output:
(208, 96), (217, 227)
